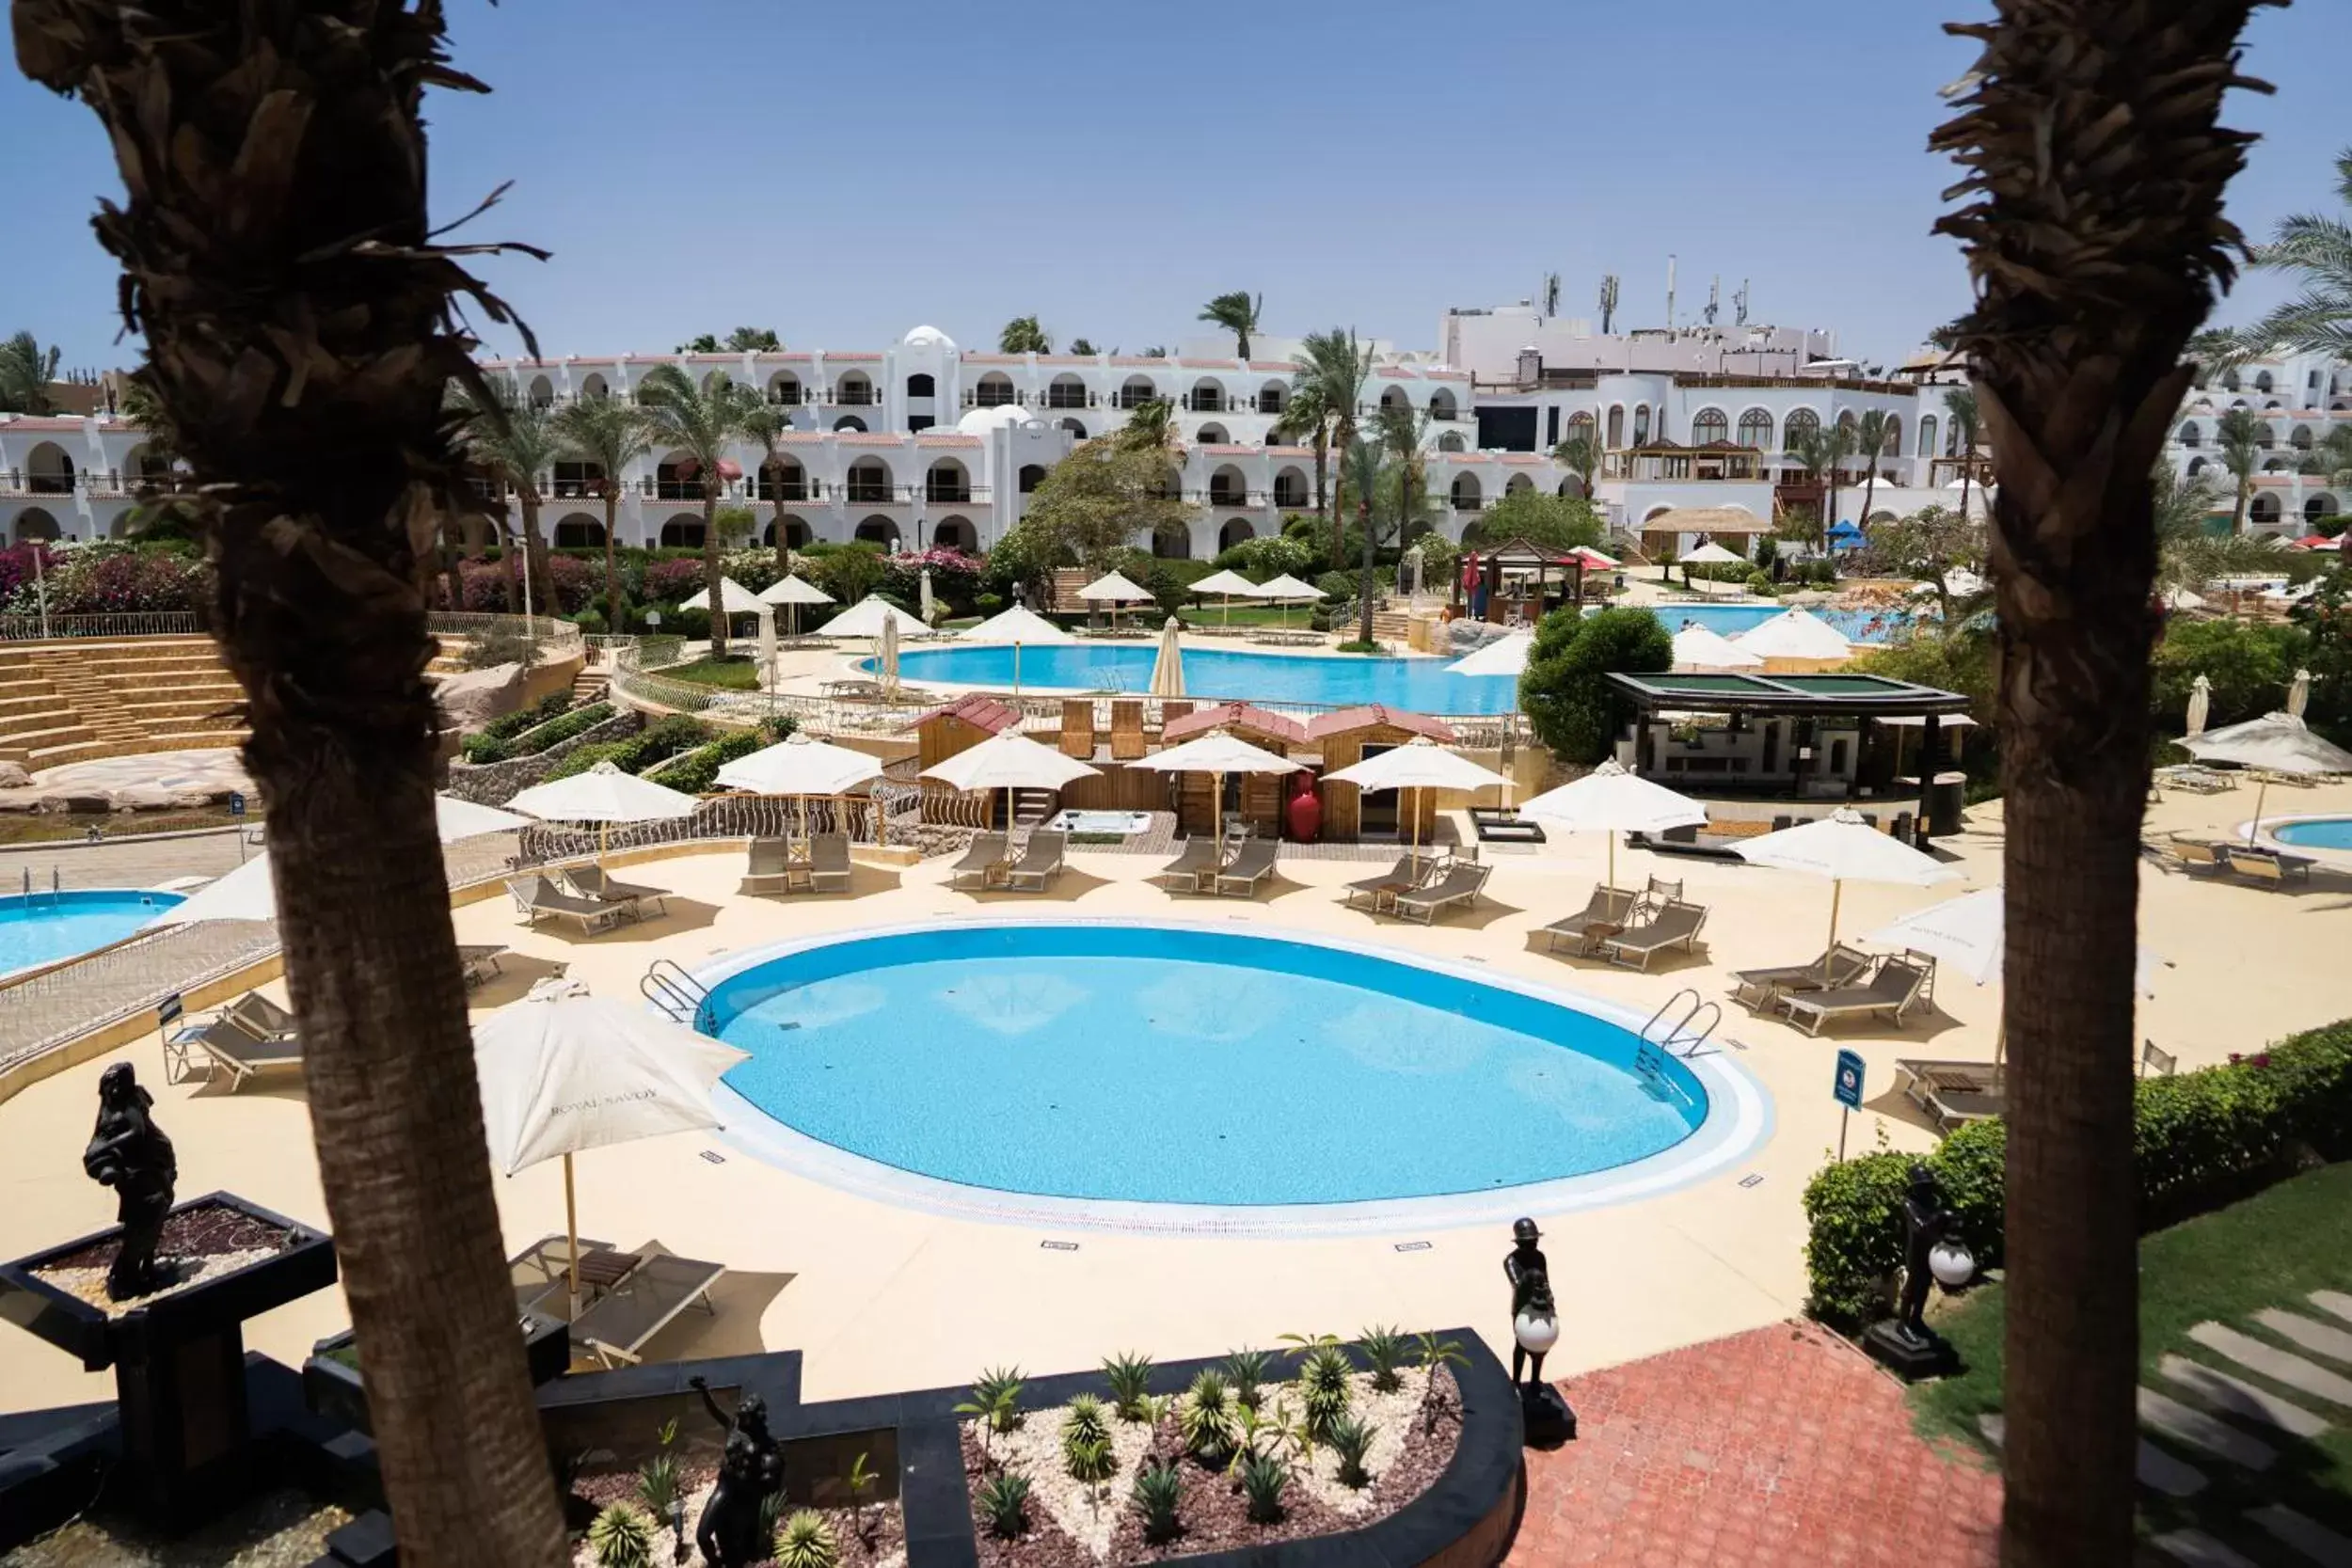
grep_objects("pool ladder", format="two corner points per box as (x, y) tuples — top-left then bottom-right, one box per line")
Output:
(20, 867), (60, 907)
(1641, 988), (1722, 1059)
(642, 958), (714, 1033)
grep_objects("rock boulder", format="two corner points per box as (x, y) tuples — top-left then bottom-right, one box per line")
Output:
(436, 661), (526, 733)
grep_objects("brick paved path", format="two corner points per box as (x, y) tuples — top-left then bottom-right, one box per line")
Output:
(1505, 1321), (2002, 1568)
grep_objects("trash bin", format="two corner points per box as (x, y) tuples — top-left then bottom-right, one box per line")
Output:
(1927, 771), (1965, 837)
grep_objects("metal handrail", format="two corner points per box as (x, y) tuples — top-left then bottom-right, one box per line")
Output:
(1641, 988), (1723, 1060)
(640, 958), (711, 1030)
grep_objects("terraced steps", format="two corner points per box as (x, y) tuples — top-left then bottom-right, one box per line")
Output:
(0, 635), (250, 768)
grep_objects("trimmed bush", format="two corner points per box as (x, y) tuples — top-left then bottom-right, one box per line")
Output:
(1802, 1021), (2352, 1328)
(647, 731), (763, 793)
(1518, 605), (1673, 765)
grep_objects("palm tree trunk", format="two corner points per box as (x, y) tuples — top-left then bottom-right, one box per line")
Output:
(1958, 451), (1974, 527)
(1356, 499), (1377, 644)
(1859, 466), (1879, 536)
(2233, 472), (2250, 534)
(439, 516), (464, 611)
(518, 490), (548, 615)
(1312, 428), (1329, 551)
(496, 519), (522, 613)
(12, 3), (573, 1560)
(703, 480), (727, 657)
(601, 488), (623, 633)
(1330, 417), (1354, 568)
(1929, 4), (2268, 1562)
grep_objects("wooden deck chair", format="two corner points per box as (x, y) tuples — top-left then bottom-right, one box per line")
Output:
(1058, 699), (1094, 759)
(1109, 700), (1147, 762)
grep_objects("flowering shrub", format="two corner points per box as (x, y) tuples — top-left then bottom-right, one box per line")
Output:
(880, 547), (981, 618)
(0, 544), (56, 606)
(0, 543), (209, 616)
(644, 559), (707, 604)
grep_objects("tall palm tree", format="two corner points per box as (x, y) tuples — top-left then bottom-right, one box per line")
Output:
(635, 365), (756, 657)
(2215, 405), (2265, 533)
(1551, 429), (1601, 503)
(1272, 382), (1335, 527)
(450, 382), (559, 614)
(1784, 422), (1851, 547)
(1199, 291), (1263, 360)
(1294, 329), (1374, 566)
(14, 4), (569, 1561)
(998, 315), (1051, 354)
(1930, 4), (2269, 1561)
(1943, 386), (1981, 521)
(2232, 148), (2352, 359)
(1852, 409), (1891, 532)
(1372, 406), (1440, 639)
(740, 402), (797, 575)
(0, 330), (61, 413)
(1340, 436), (1388, 644)
(551, 394), (651, 629)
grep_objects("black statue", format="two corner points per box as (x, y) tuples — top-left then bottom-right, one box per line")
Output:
(1895, 1164), (1955, 1347)
(688, 1374), (783, 1568)
(1504, 1217), (1558, 1389)
(83, 1063), (176, 1300)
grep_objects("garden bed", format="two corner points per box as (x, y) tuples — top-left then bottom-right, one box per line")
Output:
(30, 1196), (298, 1316)
(568, 1454), (907, 1568)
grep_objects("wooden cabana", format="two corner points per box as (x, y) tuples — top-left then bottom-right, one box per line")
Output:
(901, 692), (1022, 771)
(1158, 703), (1311, 837)
(1307, 706), (1459, 842)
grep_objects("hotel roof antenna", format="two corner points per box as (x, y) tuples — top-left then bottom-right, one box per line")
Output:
(1664, 254), (1677, 332)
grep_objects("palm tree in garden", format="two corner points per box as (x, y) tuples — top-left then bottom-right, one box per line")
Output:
(1851, 409), (1890, 533)
(1550, 428), (1601, 503)
(13, 4), (567, 1561)
(2230, 148), (2352, 359)
(1930, 4), (2269, 1562)
(1117, 395), (1176, 454)
(634, 364), (757, 657)
(451, 381), (559, 614)
(2216, 405), (2265, 534)
(550, 393), (651, 630)
(1340, 436), (1389, 644)
(740, 402), (796, 575)
(1785, 422), (1851, 547)
(1272, 381), (1335, 529)
(998, 315), (1051, 353)
(0, 330), (61, 413)
(1199, 291), (1263, 359)
(1943, 386), (1981, 521)
(1293, 328), (1375, 566)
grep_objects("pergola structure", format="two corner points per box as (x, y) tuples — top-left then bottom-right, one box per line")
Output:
(1455, 535), (1589, 624)
(1606, 671), (1974, 843)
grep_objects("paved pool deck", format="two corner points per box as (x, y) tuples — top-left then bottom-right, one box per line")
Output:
(2, 775), (2346, 1420)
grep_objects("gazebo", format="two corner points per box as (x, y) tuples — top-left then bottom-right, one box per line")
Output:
(1456, 536), (1588, 625)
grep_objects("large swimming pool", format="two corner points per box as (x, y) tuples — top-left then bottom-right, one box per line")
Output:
(701, 922), (1763, 1227)
(1664, 603), (1911, 642)
(2273, 817), (2352, 850)
(0, 888), (184, 977)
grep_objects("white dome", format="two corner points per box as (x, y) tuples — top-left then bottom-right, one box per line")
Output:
(902, 324), (956, 349)
(956, 404), (1041, 436)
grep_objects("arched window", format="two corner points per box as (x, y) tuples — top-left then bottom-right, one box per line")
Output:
(767, 372), (801, 405)
(762, 519), (812, 550)
(1046, 374), (1087, 410)
(1380, 387), (1409, 412)
(660, 516), (704, 547)
(2249, 494), (2282, 527)
(2220, 371), (2240, 391)
(1917, 415), (1939, 457)
(1018, 464), (1047, 495)
(1631, 405), (1651, 445)
(580, 372), (610, 401)
(1189, 379), (1224, 413)
(834, 372), (874, 406)
(1558, 477), (1584, 499)
(1218, 517), (1255, 551)
(1151, 522), (1191, 559)
(1691, 408), (1729, 445)
(528, 374), (554, 409)
(906, 372), (935, 398)
(552, 515), (604, 547)
(2254, 371), (2274, 392)
(1505, 474), (1534, 496)
(1118, 375), (1158, 410)
(1605, 405), (1625, 447)
(2293, 425), (2315, 451)
(1272, 467), (1309, 509)
(2186, 456), (2206, 476)
(1451, 474), (1483, 512)
(974, 372), (1016, 407)
(1429, 390), (1458, 422)
(1783, 408), (1821, 448)
(846, 458), (894, 503)
(931, 516), (977, 552)
(654, 451), (701, 500)
(1565, 411), (1597, 444)
(1438, 432), (1466, 452)
(12, 507), (62, 542)
(2306, 495), (2340, 525)
(1737, 408), (1773, 450)
(1197, 423), (1230, 446)
(701, 370), (732, 394)
(24, 443), (74, 494)
(854, 516), (901, 547)
(833, 417), (866, 433)
(1060, 418), (1088, 438)
(1257, 382), (1287, 415)
(757, 458), (806, 502)
(925, 460), (970, 503)
(1209, 466), (1248, 505)
(1881, 417), (1901, 456)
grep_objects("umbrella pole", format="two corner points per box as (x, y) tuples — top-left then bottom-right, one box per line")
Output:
(2248, 777), (2270, 847)
(1213, 769), (1223, 844)
(1014, 640), (1022, 699)
(1607, 832), (1615, 892)
(1823, 879), (1843, 981)
(564, 1151), (580, 1323)
(598, 821), (609, 870)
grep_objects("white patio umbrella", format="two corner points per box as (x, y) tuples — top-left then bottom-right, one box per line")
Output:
(878, 613), (900, 698)
(1682, 541), (1747, 567)
(507, 761), (700, 866)
(1189, 568), (1262, 630)
(1732, 608), (1851, 662)
(921, 728), (1100, 832)
(1323, 736), (1510, 871)
(147, 794), (532, 927)
(1149, 617), (1186, 697)
(2185, 710), (2352, 844)
(1254, 573), (1326, 633)
(1518, 760), (1708, 888)
(919, 567), (936, 626)
(1448, 630), (1535, 677)
(959, 602), (1073, 695)
(1565, 546), (1620, 571)
(676, 577), (771, 618)
(1077, 569), (1153, 634)
(759, 574), (834, 639)
(1128, 730), (1295, 841)
(824, 594), (929, 641)
(715, 732), (884, 796)
(1734, 807), (1962, 976)
(2185, 673), (2213, 739)
(474, 976), (747, 1319)
(2289, 668), (2312, 720)
(1672, 623), (1765, 672)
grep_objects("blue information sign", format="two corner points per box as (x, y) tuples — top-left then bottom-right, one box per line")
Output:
(228, 791), (246, 818)
(1834, 1048), (1867, 1111)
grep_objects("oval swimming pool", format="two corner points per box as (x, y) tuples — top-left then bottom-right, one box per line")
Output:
(2273, 817), (2352, 850)
(0, 888), (185, 977)
(879, 643), (1522, 712)
(700, 921), (1767, 1229)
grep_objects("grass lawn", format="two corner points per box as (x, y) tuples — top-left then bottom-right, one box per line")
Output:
(0, 807), (248, 847)
(659, 656), (763, 690)
(1913, 1161), (2352, 1548)
(1177, 606), (1320, 629)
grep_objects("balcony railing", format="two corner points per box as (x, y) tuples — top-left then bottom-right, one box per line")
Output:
(767, 388), (804, 406)
(647, 479), (710, 500)
(1192, 489), (1263, 508)
(843, 483), (905, 505)
(1117, 390), (1161, 409)
(966, 388), (1021, 407)
(831, 388), (878, 406)
(1044, 389), (1092, 409)
(755, 481), (813, 501)
(1183, 395), (1227, 413)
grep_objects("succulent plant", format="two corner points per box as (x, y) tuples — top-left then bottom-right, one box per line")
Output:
(772, 1510), (839, 1568)
(634, 1451), (681, 1522)
(1131, 1457), (1184, 1543)
(1221, 1347), (1270, 1409)
(1239, 1451), (1290, 1524)
(1066, 1433), (1115, 1489)
(977, 1471), (1032, 1540)
(588, 1504), (655, 1568)
(1359, 1324), (1407, 1393)
(1300, 1344), (1355, 1441)
(1062, 1392), (1112, 1456)
(1180, 1370), (1235, 1464)
(1103, 1350), (1156, 1420)
(1327, 1414), (1377, 1489)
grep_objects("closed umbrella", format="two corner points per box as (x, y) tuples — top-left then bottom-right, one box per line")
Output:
(507, 760), (700, 866)
(474, 976), (747, 1319)
(960, 602), (1073, 696)
(1448, 630), (1535, 677)
(1734, 807), (1962, 977)
(1323, 736), (1510, 873)
(1128, 729), (1295, 842)
(879, 613), (900, 699)
(2289, 668), (2312, 721)
(2185, 673), (2213, 739)
(919, 567), (936, 626)
(148, 794), (532, 927)
(921, 728), (1100, 832)
(1149, 617), (1186, 697)
(1518, 760), (1708, 888)
(2185, 710), (2352, 844)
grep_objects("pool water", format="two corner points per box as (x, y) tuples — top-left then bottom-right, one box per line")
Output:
(0, 889), (185, 976)
(2274, 817), (2352, 850)
(882, 643), (1522, 712)
(707, 924), (1706, 1207)
(1656, 603), (1912, 643)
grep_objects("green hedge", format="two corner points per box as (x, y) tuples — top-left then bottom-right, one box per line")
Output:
(543, 714), (708, 781)
(460, 699), (611, 764)
(1802, 1021), (2352, 1328)
(647, 731), (764, 793)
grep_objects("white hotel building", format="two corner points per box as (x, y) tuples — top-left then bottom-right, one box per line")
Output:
(3, 303), (2055, 556)
(2164, 349), (2351, 537)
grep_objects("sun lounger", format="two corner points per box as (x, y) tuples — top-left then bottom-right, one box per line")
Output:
(1005, 831), (1066, 892)
(181, 1011), (304, 1092)
(1392, 860), (1493, 925)
(1599, 899), (1709, 971)
(1537, 884), (1641, 953)
(1110, 700), (1147, 762)
(2158, 838), (2232, 877)
(565, 1250), (726, 1370)
(507, 874), (628, 934)
(227, 991), (298, 1040)
(1778, 957), (1936, 1037)
(2141, 1040), (2177, 1078)
(739, 835), (796, 895)
(807, 832), (852, 894)
(564, 865), (669, 920)
(1059, 699), (1094, 759)
(1344, 854), (1433, 912)
(458, 945), (507, 989)
(2229, 847), (2312, 887)
(949, 832), (1010, 890)
(1213, 836), (1280, 898)
(1895, 1058), (2006, 1132)
(1729, 944), (1875, 1011)
(1153, 836), (1228, 894)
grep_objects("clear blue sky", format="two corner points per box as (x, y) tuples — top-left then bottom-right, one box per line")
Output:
(5, 0), (2346, 374)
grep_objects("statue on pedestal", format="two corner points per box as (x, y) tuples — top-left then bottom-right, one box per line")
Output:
(83, 1064), (176, 1300)
(688, 1374), (782, 1567)
(1503, 1217), (1558, 1389)
(1894, 1164), (1955, 1349)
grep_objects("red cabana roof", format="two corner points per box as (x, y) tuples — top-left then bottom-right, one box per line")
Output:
(1160, 702), (1310, 746)
(1304, 705), (1458, 743)
(898, 692), (1021, 736)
